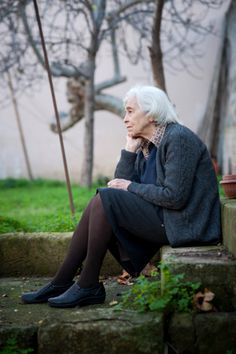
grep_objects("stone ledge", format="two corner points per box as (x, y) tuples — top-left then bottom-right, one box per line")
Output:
(1, 278), (236, 354)
(168, 312), (236, 354)
(38, 309), (163, 354)
(221, 198), (236, 257)
(0, 233), (122, 277)
(0, 277), (163, 354)
(161, 245), (236, 311)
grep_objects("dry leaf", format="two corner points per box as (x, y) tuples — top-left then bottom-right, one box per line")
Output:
(141, 263), (157, 277)
(200, 301), (213, 312)
(117, 270), (133, 285)
(109, 300), (118, 306)
(193, 288), (215, 312)
(203, 288), (215, 302)
(117, 277), (133, 285)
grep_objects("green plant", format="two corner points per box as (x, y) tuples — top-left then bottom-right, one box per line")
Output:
(217, 175), (225, 197)
(0, 338), (33, 354)
(117, 262), (201, 314)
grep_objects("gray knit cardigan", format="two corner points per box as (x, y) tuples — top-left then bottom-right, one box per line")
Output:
(114, 123), (221, 247)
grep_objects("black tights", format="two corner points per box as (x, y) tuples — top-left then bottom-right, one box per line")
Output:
(52, 194), (113, 288)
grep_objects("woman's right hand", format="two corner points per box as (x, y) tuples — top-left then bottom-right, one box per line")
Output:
(125, 135), (143, 153)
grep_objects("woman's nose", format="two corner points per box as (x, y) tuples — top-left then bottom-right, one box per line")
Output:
(123, 113), (128, 123)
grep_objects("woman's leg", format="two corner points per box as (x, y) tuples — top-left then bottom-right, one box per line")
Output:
(51, 198), (91, 285)
(21, 194), (112, 304)
(53, 194), (113, 288)
(77, 194), (113, 288)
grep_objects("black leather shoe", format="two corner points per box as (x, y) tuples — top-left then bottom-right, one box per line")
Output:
(21, 281), (74, 304)
(48, 282), (106, 308)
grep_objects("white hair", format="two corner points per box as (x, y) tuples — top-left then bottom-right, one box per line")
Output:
(124, 85), (179, 125)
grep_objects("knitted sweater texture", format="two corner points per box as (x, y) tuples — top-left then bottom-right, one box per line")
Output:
(114, 123), (221, 247)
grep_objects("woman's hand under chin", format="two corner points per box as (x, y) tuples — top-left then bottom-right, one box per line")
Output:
(125, 135), (143, 153)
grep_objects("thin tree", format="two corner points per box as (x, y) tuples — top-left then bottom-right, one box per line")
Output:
(198, 0), (235, 175)
(7, 71), (33, 180)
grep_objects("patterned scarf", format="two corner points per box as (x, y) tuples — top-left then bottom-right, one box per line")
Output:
(141, 124), (167, 159)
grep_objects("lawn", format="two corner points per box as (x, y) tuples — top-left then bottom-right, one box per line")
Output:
(0, 177), (225, 234)
(0, 178), (103, 234)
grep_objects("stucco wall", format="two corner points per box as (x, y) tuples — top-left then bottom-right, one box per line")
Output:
(0, 5), (229, 182)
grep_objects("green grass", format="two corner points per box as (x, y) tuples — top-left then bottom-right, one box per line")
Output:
(0, 178), (103, 234)
(0, 176), (224, 234)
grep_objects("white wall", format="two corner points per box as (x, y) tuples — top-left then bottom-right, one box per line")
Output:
(0, 3), (229, 182)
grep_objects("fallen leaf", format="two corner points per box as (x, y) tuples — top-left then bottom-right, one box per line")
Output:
(117, 277), (133, 285)
(141, 263), (158, 277)
(200, 301), (213, 312)
(117, 270), (133, 285)
(203, 288), (215, 302)
(109, 300), (118, 306)
(193, 288), (216, 312)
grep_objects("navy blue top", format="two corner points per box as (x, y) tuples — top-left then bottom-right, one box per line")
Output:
(140, 145), (157, 184)
(140, 145), (164, 222)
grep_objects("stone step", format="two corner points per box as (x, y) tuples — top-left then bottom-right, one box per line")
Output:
(0, 233), (122, 277)
(221, 198), (236, 257)
(0, 277), (164, 354)
(161, 245), (236, 311)
(0, 277), (236, 354)
(1, 234), (236, 312)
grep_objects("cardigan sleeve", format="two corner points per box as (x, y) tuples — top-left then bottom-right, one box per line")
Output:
(127, 127), (202, 210)
(114, 149), (140, 182)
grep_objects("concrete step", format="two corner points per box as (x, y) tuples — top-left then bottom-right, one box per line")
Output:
(221, 198), (236, 257)
(0, 277), (164, 354)
(1, 233), (236, 311)
(161, 245), (236, 311)
(0, 277), (236, 354)
(0, 233), (122, 277)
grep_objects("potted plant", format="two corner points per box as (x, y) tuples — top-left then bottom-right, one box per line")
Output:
(220, 174), (236, 199)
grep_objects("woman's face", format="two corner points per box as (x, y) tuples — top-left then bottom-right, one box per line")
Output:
(124, 96), (154, 139)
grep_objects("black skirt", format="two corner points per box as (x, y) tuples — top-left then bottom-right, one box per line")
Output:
(98, 187), (169, 274)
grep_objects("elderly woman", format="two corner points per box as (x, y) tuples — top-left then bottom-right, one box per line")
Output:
(22, 85), (221, 308)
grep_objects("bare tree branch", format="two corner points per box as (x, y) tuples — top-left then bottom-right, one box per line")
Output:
(95, 76), (126, 92)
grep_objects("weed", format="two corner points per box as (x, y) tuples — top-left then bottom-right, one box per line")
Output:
(0, 338), (33, 354)
(117, 262), (201, 314)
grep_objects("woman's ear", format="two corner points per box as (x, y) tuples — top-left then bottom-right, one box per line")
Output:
(148, 117), (155, 123)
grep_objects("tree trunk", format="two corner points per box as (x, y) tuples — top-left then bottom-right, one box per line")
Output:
(7, 71), (34, 180)
(199, 0), (236, 174)
(80, 58), (96, 187)
(211, 34), (228, 172)
(197, 20), (226, 159)
(149, 0), (166, 92)
(198, 0), (236, 175)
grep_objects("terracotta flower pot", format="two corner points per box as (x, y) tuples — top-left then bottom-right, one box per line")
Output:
(220, 175), (236, 198)
(222, 174), (236, 181)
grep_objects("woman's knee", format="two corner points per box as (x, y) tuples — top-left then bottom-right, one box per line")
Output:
(90, 193), (105, 215)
